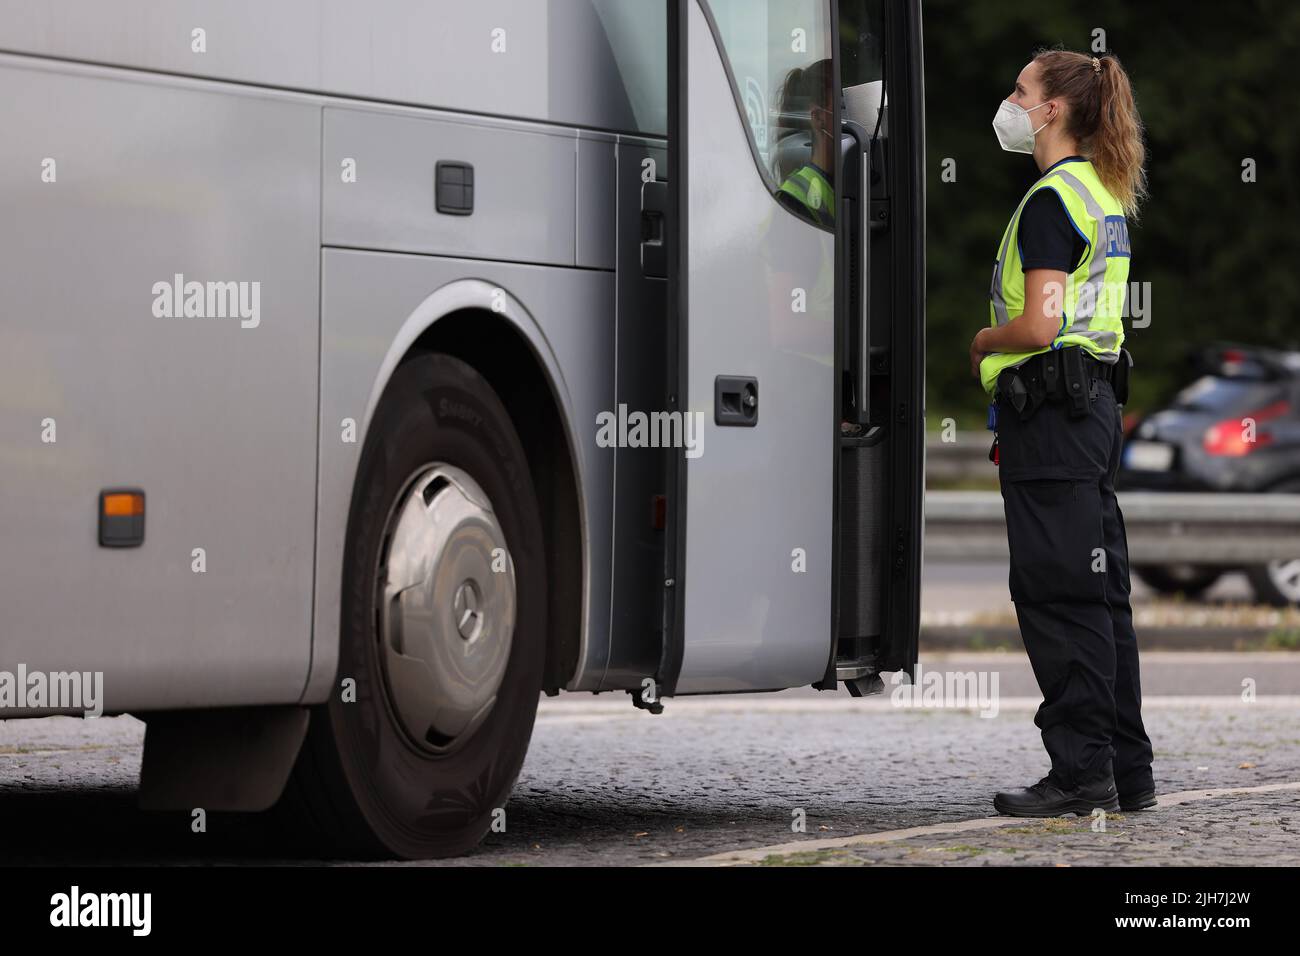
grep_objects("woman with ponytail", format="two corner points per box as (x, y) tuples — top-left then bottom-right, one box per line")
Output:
(970, 50), (1158, 818)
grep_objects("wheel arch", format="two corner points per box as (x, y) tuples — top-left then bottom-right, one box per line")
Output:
(406, 307), (586, 694)
(305, 279), (587, 700)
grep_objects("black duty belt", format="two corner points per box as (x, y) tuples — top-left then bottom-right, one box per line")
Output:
(1014, 347), (1118, 386)
(995, 346), (1132, 421)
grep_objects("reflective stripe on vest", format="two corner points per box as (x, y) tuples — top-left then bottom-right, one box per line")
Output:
(779, 165), (835, 227)
(981, 159), (1130, 395)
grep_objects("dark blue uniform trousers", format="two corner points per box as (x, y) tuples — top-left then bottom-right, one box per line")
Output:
(996, 377), (1155, 793)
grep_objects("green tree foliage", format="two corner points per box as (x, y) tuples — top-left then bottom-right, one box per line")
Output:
(924, 0), (1300, 425)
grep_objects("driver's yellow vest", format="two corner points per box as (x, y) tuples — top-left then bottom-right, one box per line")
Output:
(979, 159), (1130, 396)
(778, 164), (835, 228)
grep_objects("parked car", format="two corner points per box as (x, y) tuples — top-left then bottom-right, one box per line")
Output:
(1118, 343), (1300, 606)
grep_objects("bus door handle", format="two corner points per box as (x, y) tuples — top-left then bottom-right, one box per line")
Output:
(714, 375), (758, 426)
(640, 179), (667, 278)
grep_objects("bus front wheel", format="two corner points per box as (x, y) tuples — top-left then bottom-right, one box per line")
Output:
(280, 352), (547, 859)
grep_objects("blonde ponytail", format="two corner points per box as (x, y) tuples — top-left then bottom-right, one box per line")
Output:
(1034, 49), (1148, 219)
(1092, 55), (1147, 219)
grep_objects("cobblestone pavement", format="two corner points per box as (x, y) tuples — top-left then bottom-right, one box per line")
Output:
(0, 653), (1296, 866)
(693, 784), (1300, 866)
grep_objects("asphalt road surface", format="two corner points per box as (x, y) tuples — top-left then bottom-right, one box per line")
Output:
(1, 649), (1297, 866)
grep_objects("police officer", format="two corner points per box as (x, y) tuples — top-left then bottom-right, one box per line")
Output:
(969, 49), (1156, 816)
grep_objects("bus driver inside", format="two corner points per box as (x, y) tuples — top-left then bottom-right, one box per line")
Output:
(774, 57), (837, 229)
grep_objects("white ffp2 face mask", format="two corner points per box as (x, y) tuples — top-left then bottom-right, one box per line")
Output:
(992, 99), (1051, 153)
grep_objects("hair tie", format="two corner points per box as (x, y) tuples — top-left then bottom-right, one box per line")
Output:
(1091, 56), (1102, 74)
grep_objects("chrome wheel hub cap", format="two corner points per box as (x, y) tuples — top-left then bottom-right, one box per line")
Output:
(377, 464), (515, 752)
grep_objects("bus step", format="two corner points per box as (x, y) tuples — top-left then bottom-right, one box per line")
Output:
(839, 668), (885, 698)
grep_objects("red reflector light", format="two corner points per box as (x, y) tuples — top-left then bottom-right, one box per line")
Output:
(651, 495), (666, 530)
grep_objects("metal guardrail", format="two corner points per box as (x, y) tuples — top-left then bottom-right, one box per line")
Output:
(927, 431), (998, 484)
(925, 491), (1300, 563)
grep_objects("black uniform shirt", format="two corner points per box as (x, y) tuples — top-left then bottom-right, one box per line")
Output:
(1017, 156), (1088, 274)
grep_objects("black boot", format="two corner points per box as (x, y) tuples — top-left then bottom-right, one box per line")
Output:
(1115, 766), (1157, 810)
(994, 771), (1119, 817)
(1118, 786), (1157, 811)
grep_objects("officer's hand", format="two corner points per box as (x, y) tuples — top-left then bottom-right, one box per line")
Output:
(969, 329), (989, 378)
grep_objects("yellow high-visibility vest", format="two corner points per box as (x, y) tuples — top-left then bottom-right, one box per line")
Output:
(980, 158), (1131, 395)
(778, 164), (835, 228)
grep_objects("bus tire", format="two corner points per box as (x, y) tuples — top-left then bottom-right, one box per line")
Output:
(280, 351), (546, 859)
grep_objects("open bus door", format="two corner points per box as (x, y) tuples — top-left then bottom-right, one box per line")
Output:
(834, 0), (926, 693)
(658, 0), (925, 698)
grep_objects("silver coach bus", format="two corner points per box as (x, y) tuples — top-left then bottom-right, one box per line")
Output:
(0, 0), (924, 857)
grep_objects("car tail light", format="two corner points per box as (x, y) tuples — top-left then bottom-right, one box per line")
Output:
(1202, 400), (1289, 456)
(1216, 348), (1248, 374)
